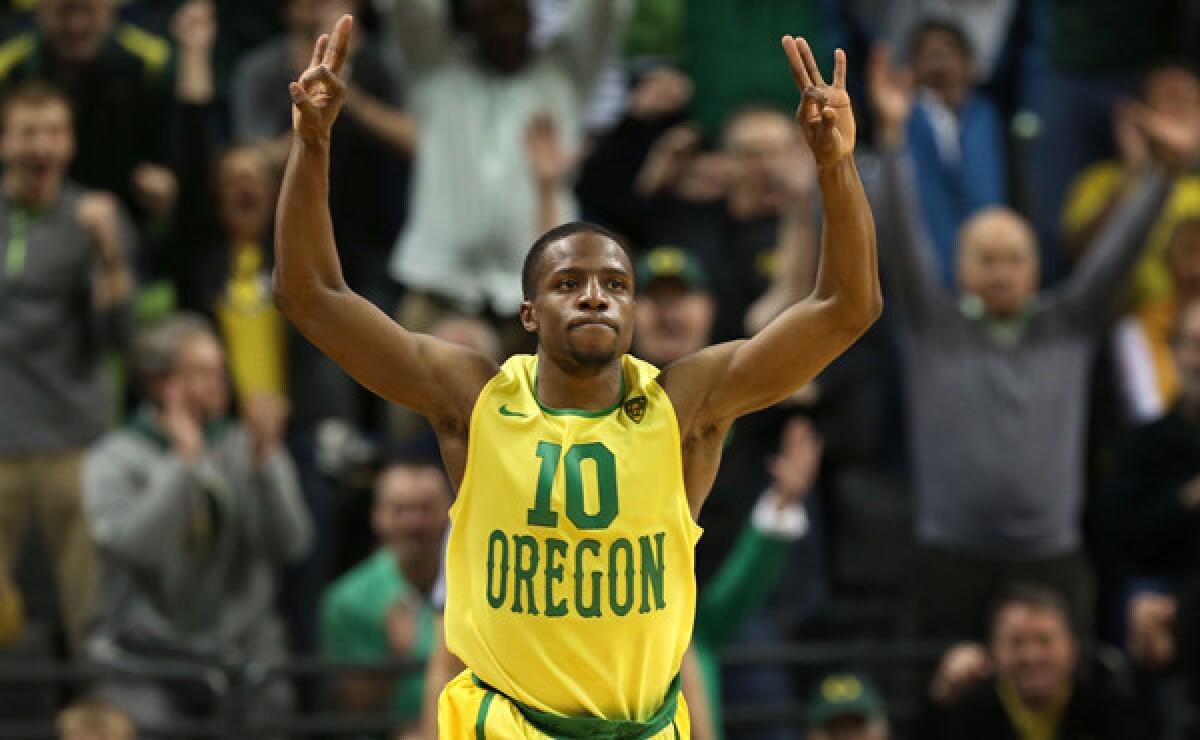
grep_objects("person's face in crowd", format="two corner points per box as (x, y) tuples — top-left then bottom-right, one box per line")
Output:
(38, 0), (116, 64)
(522, 234), (635, 371)
(1174, 301), (1200, 404)
(373, 464), (451, 569)
(724, 111), (803, 212)
(1144, 66), (1200, 120)
(0, 99), (74, 202)
(1168, 221), (1200, 301)
(991, 604), (1077, 710)
(171, 333), (230, 422)
(675, 152), (733, 203)
(957, 209), (1039, 318)
(285, 0), (319, 36)
(809, 715), (889, 740)
(472, 0), (533, 74)
(216, 147), (276, 243)
(912, 27), (972, 109)
(633, 279), (715, 367)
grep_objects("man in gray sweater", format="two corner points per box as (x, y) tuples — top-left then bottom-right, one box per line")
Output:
(83, 313), (313, 730)
(867, 50), (1192, 638)
(0, 81), (135, 655)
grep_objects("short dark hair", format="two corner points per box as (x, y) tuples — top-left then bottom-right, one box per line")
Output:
(907, 18), (973, 62)
(521, 221), (632, 300)
(988, 582), (1072, 638)
(0, 80), (72, 132)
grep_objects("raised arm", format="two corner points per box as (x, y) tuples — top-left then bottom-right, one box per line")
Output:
(662, 39), (881, 430)
(273, 16), (495, 426)
(552, 0), (633, 95)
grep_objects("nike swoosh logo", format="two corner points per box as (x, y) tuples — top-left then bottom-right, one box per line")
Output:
(498, 404), (527, 418)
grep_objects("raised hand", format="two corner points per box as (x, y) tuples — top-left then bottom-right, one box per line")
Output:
(867, 45), (914, 149)
(768, 417), (823, 510)
(290, 14), (354, 143)
(162, 378), (204, 463)
(525, 114), (571, 189)
(1129, 97), (1200, 172)
(782, 36), (855, 168)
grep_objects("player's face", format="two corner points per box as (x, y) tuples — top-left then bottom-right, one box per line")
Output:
(373, 465), (450, 565)
(0, 101), (74, 198)
(633, 280), (714, 367)
(957, 214), (1039, 318)
(523, 235), (635, 371)
(172, 333), (230, 421)
(991, 605), (1077, 709)
(1174, 302), (1200, 403)
(38, 0), (115, 64)
(1168, 222), (1200, 301)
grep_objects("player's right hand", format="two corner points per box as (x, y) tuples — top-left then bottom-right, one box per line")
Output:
(290, 14), (353, 144)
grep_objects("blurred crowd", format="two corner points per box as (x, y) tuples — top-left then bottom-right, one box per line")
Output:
(2, 0), (1200, 738)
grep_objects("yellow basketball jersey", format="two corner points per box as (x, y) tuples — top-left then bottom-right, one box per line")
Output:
(444, 354), (701, 721)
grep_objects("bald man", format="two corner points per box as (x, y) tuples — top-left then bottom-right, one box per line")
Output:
(870, 118), (1185, 639)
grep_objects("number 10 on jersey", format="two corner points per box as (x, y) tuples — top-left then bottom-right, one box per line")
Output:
(527, 441), (619, 530)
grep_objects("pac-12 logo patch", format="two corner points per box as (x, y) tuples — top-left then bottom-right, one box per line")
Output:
(623, 396), (647, 423)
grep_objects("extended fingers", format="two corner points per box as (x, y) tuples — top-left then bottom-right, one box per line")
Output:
(323, 14), (354, 74)
(782, 36), (812, 89)
(797, 37), (826, 87)
(310, 33), (329, 69)
(833, 48), (846, 89)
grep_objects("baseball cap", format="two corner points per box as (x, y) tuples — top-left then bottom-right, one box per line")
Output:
(635, 246), (710, 292)
(806, 672), (886, 728)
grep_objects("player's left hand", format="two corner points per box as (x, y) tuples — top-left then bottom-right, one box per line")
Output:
(782, 36), (855, 169)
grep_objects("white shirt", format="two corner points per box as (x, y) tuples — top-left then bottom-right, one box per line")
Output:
(377, 0), (631, 316)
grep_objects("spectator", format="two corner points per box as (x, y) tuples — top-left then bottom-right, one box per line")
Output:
(56, 699), (135, 740)
(867, 44), (1192, 639)
(692, 417), (821, 740)
(805, 672), (890, 740)
(631, 246), (716, 369)
(378, 0), (629, 347)
(1113, 216), (1200, 422)
(634, 106), (817, 343)
(923, 583), (1131, 740)
(83, 314), (312, 730)
(232, 0), (410, 308)
(1061, 66), (1200, 304)
(1109, 297), (1200, 669)
(319, 451), (450, 735)
(1024, 0), (1182, 274)
(0, 81), (134, 655)
(872, 19), (1008, 286)
(0, 0), (177, 223)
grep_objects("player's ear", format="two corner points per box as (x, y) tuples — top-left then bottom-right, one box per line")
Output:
(520, 300), (538, 333)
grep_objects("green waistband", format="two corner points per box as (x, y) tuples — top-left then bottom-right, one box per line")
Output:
(471, 673), (681, 739)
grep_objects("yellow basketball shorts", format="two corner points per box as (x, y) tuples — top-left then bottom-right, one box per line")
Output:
(437, 670), (691, 739)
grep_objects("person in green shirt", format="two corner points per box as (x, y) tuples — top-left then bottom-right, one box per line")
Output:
(319, 450), (451, 736)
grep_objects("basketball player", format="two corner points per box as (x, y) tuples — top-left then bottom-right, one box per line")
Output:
(276, 14), (879, 738)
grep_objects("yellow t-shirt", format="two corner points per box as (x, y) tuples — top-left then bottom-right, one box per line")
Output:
(1062, 163), (1200, 310)
(215, 244), (287, 399)
(444, 354), (701, 721)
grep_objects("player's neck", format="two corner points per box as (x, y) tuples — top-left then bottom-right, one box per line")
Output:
(535, 353), (623, 412)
